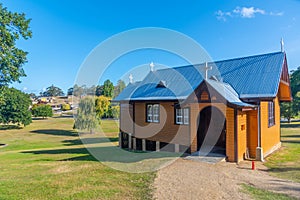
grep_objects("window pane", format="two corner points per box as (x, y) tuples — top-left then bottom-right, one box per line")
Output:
(147, 105), (153, 122)
(183, 108), (189, 124)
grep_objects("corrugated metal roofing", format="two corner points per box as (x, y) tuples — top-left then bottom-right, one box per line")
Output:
(114, 51), (285, 103)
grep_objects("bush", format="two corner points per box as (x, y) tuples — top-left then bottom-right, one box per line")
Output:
(32, 104), (53, 118)
(61, 103), (71, 111)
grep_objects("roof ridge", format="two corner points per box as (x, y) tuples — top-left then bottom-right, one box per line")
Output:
(154, 51), (283, 72)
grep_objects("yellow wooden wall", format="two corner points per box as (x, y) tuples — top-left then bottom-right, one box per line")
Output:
(260, 97), (281, 156)
(246, 110), (258, 158)
(226, 107), (235, 162)
(237, 111), (247, 162)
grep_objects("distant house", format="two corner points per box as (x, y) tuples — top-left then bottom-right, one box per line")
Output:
(113, 52), (291, 162)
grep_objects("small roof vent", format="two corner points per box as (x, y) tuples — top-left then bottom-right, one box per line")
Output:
(156, 80), (167, 88)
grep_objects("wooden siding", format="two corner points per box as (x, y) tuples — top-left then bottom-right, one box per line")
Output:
(247, 110), (258, 158)
(189, 103), (235, 161)
(260, 97), (281, 156)
(120, 103), (133, 134)
(237, 111), (247, 162)
(134, 102), (190, 146)
(226, 107), (235, 162)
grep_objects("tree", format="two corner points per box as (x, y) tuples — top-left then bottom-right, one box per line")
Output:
(290, 66), (300, 97)
(109, 105), (120, 119)
(280, 67), (300, 122)
(42, 85), (64, 97)
(31, 104), (53, 118)
(114, 79), (126, 97)
(95, 96), (110, 118)
(95, 85), (103, 96)
(73, 84), (84, 97)
(67, 87), (73, 96)
(102, 79), (114, 98)
(0, 4), (32, 86)
(28, 93), (37, 99)
(74, 97), (98, 133)
(0, 87), (32, 126)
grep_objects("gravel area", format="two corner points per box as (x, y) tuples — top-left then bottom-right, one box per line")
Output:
(153, 158), (300, 200)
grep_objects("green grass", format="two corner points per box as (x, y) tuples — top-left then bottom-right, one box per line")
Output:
(265, 121), (300, 182)
(241, 184), (296, 200)
(0, 117), (155, 200)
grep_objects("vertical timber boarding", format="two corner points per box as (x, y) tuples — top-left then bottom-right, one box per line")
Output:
(260, 96), (281, 156)
(237, 111), (247, 162)
(247, 110), (258, 159)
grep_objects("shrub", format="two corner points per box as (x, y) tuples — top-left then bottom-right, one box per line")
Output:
(32, 104), (53, 118)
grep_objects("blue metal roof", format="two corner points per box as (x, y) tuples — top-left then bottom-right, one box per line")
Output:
(114, 52), (285, 104)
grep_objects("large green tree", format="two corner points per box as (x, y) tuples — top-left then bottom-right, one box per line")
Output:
(280, 66), (300, 122)
(74, 97), (98, 133)
(42, 85), (64, 97)
(102, 79), (114, 98)
(114, 79), (126, 97)
(95, 95), (110, 118)
(0, 87), (32, 126)
(0, 4), (32, 87)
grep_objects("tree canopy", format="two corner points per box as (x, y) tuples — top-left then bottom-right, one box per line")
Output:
(42, 85), (64, 97)
(281, 66), (300, 122)
(102, 79), (114, 98)
(0, 4), (32, 86)
(0, 87), (32, 126)
(74, 97), (98, 133)
(114, 79), (126, 97)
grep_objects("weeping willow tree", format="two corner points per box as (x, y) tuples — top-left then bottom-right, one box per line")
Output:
(74, 97), (99, 133)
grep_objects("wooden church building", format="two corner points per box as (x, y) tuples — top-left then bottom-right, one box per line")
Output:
(113, 51), (292, 162)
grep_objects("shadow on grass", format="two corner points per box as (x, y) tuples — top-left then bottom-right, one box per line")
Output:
(22, 146), (179, 163)
(0, 125), (22, 130)
(53, 115), (74, 119)
(267, 167), (300, 173)
(30, 129), (78, 137)
(281, 140), (300, 144)
(62, 137), (119, 146)
(281, 123), (300, 128)
(282, 135), (300, 138)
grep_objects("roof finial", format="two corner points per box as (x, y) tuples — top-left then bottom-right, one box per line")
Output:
(280, 38), (284, 52)
(204, 62), (212, 80)
(129, 74), (133, 84)
(150, 62), (155, 72)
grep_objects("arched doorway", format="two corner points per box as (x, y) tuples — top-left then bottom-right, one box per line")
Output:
(197, 106), (226, 154)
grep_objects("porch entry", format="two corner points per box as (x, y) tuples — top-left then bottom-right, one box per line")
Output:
(197, 106), (226, 154)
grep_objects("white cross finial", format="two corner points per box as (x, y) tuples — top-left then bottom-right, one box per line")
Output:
(150, 62), (155, 72)
(129, 74), (133, 83)
(204, 62), (212, 80)
(280, 38), (284, 52)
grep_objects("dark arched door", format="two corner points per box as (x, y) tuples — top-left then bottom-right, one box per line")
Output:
(197, 106), (226, 153)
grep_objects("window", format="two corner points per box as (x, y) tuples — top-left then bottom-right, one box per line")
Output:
(176, 108), (189, 125)
(268, 101), (275, 127)
(147, 104), (159, 122)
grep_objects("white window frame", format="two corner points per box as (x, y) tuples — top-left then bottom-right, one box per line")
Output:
(176, 108), (189, 125)
(147, 104), (159, 123)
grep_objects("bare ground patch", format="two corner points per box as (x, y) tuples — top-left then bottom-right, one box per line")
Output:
(153, 159), (300, 200)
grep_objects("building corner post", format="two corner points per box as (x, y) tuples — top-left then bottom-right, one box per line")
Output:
(256, 102), (264, 161)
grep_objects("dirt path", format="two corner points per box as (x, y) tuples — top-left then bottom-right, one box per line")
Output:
(153, 158), (300, 200)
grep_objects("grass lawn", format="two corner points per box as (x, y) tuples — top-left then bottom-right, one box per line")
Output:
(0, 117), (155, 200)
(241, 184), (297, 200)
(264, 121), (300, 183)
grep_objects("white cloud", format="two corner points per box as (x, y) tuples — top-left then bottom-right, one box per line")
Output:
(215, 10), (232, 21)
(216, 6), (283, 21)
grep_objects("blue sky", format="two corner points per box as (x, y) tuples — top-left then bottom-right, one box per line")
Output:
(2, 0), (300, 94)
